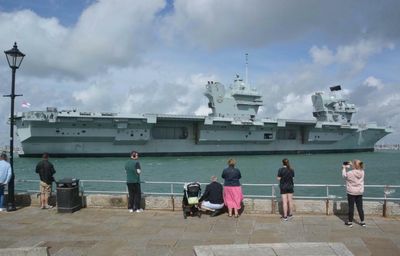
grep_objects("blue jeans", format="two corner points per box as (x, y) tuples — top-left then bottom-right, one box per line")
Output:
(0, 185), (4, 209)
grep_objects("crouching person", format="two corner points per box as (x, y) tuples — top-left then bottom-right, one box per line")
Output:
(199, 176), (224, 216)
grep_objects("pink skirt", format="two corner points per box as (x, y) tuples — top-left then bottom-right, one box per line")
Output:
(223, 186), (243, 209)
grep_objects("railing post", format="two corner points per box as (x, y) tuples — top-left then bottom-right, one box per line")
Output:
(383, 185), (388, 217)
(171, 184), (175, 211)
(80, 181), (85, 208)
(325, 185), (329, 215)
(383, 199), (387, 217)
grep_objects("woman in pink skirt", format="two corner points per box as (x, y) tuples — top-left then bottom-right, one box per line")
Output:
(221, 158), (243, 218)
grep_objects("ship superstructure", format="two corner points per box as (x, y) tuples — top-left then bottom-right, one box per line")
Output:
(14, 77), (391, 157)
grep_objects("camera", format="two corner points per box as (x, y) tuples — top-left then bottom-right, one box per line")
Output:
(343, 161), (350, 165)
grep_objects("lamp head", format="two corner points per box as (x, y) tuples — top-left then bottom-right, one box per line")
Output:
(4, 42), (25, 69)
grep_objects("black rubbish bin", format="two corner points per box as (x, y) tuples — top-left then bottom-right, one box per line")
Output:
(56, 178), (81, 213)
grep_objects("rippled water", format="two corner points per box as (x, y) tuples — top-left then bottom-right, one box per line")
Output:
(13, 150), (400, 198)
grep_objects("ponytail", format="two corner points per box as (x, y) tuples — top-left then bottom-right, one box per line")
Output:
(352, 159), (364, 170)
(282, 158), (292, 171)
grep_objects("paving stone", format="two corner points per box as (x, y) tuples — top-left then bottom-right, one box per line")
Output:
(85, 240), (127, 256)
(194, 243), (354, 256)
(362, 237), (399, 255)
(1, 208), (400, 255)
(53, 247), (88, 256)
(343, 245), (371, 256)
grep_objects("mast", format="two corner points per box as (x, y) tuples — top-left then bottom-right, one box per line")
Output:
(245, 53), (249, 85)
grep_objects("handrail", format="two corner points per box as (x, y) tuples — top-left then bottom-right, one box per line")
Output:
(14, 179), (400, 201)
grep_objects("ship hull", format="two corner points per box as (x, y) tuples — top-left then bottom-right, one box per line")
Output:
(15, 110), (390, 157)
(18, 148), (375, 158)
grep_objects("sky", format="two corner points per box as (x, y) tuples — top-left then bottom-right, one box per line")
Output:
(0, 0), (399, 147)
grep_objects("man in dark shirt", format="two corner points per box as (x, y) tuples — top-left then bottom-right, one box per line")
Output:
(199, 176), (224, 216)
(35, 153), (56, 209)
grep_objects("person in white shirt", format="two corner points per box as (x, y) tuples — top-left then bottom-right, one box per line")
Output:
(0, 152), (12, 211)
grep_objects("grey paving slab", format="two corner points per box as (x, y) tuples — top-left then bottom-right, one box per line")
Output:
(0, 247), (49, 256)
(1, 207), (400, 255)
(194, 243), (354, 256)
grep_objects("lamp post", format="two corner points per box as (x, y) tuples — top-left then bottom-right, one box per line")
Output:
(3, 42), (25, 211)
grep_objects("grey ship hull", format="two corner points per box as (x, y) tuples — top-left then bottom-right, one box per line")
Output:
(15, 110), (390, 157)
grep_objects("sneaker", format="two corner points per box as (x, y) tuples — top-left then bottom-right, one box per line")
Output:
(210, 210), (221, 217)
(138, 208), (144, 212)
(44, 205), (53, 209)
(135, 209), (142, 213)
(288, 214), (293, 219)
(281, 216), (288, 221)
(360, 222), (366, 227)
(345, 222), (353, 227)
(0, 208), (6, 212)
(129, 209), (134, 213)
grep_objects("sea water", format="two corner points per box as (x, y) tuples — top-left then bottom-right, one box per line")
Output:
(12, 150), (400, 199)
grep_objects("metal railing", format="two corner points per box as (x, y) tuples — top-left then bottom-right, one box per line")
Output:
(14, 179), (400, 202)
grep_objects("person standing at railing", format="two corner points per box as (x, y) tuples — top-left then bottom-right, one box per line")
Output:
(277, 158), (295, 221)
(0, 152), (12, 212)
(125, 151), (143, 213)
(222, 158), (243, 218)
(35, 152), (56, 209)
(342, 159), (365, 227)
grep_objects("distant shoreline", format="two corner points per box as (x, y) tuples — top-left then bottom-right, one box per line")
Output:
(375, 144), (400, 150)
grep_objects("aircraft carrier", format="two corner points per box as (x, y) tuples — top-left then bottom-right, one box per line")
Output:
(14, 76), (392, 157)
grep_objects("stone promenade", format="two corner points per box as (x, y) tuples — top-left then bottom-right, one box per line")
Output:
(0, 207), (399, 255)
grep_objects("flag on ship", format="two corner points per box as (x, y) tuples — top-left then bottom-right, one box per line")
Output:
(21, 101), (31, 108)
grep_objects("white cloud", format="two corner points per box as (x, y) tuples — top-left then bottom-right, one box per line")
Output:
(0, 0), (165, 79)
(275, 93), (313, 119)
(310, 40), (394, 74)
(363, 76), (384, 90)
(347, 78), (400, 143)
(1, 0), (400, 146)
(194, 105), (211, 116)
(160, 0), (400, 50)
(72, 83), (116, 111)
(309, 46), (334, 66)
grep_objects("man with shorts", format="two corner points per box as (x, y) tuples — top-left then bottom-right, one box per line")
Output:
(35, 153), (56, 209)
(199, 176), (224, 217)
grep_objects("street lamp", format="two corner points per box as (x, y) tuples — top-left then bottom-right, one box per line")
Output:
(3, 42), (25, 211)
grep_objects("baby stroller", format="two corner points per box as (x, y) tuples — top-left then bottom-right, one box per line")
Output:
(182, 182), (202, 219)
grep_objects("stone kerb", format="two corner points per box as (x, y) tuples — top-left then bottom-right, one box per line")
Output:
(290, 200), (326, 214)
(14, 193), (400, 216)
(145, 195), (174, 210)
(85, 194), (127, 208)
(387, 201), (400, 215)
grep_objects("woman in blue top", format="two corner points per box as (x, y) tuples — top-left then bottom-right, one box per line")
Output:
(277, 158), (295, 221)
(222, 158), (243, 218)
